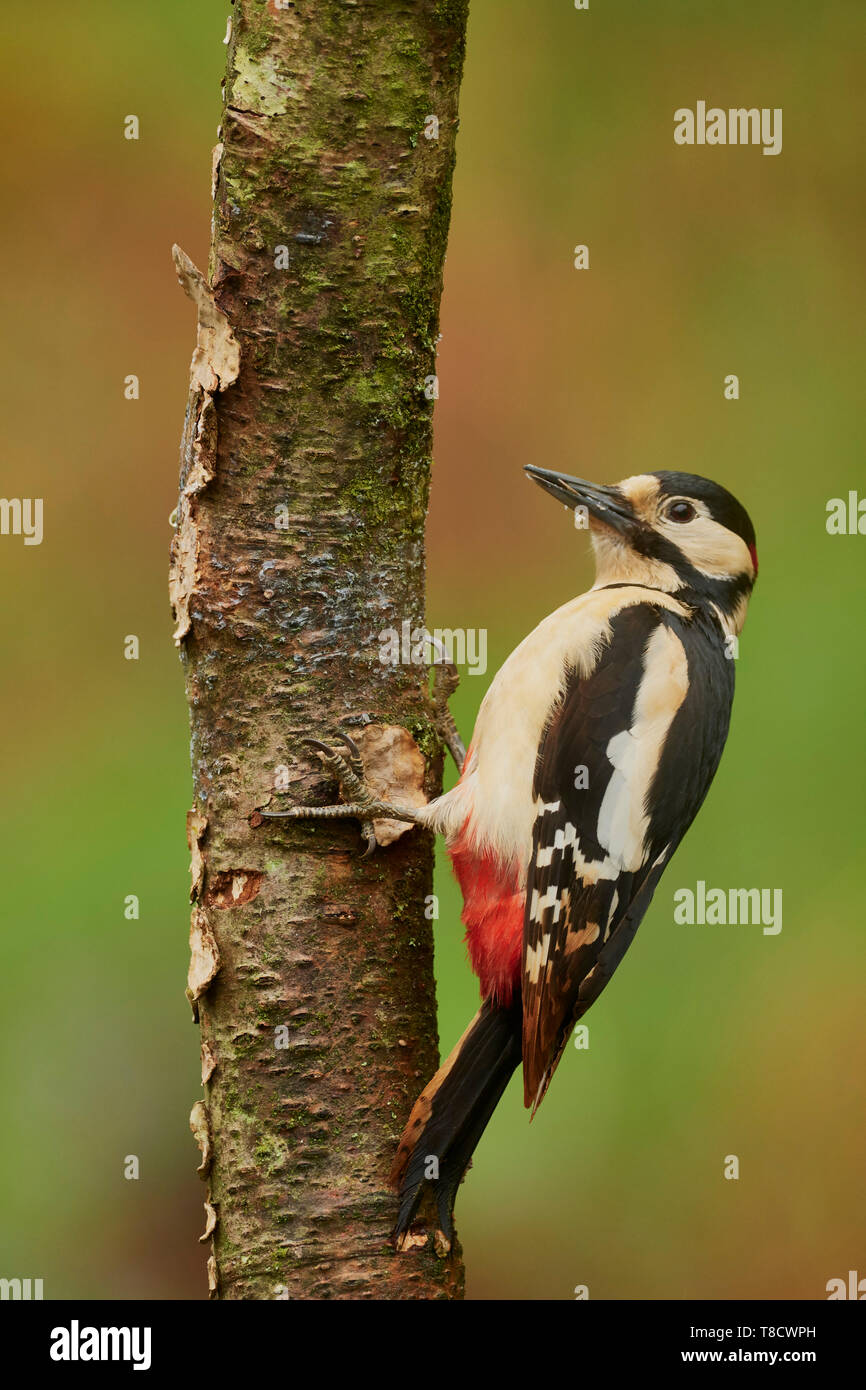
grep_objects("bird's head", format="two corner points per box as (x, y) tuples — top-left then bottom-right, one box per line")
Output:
(525, 466), (758, 635)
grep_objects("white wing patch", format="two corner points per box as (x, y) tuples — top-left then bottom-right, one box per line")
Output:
(596, 624), (689, 871)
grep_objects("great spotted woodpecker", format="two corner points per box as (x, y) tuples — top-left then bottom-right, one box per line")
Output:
(260, 467), (758, 1251)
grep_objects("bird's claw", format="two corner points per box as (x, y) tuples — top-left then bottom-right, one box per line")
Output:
(254, 729), (413, 855)
(427, 639), (466, 770)
(301, 732), (368, 804)
(359, 822), (378, 859)
(314, 734), (380, 854)
(428, 636), (460, 704)
(303, 730), (365, 780)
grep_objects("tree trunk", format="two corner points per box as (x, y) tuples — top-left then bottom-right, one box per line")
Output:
(170, 0), (469, 1300)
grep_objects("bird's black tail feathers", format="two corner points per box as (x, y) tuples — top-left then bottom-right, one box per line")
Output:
(390, 997), (522, 1249)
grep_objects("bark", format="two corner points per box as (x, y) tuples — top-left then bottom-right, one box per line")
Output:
(170, 0), (469, 1299)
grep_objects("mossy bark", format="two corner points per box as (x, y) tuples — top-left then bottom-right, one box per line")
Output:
(171, 0), (469, 1299)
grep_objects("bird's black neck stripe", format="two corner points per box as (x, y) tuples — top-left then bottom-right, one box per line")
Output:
(597, 577), (747, 616)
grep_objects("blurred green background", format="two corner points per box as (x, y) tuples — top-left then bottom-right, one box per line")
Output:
(0, 0), (863, 1300)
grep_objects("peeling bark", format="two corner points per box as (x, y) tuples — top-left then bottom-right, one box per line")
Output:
(170, 0), (469, 1299)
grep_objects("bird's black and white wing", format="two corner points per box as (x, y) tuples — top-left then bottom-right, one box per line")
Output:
(522, 601), (734, 1111)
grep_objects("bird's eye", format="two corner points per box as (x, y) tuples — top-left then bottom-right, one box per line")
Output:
(665, 500), (696, 523)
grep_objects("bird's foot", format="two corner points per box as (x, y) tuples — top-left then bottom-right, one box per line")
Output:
(254, 731), (421, 857)
(428, 638), (466, 771)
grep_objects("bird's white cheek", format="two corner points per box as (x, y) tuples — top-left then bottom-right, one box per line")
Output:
(668, 521), (752, 579)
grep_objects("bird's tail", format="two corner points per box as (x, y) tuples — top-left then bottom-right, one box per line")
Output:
(390, 996), (522, 1250)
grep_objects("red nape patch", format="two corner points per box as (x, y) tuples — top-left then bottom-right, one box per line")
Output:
(448, 820), (524, 1006)
(748, 544), (759, 576)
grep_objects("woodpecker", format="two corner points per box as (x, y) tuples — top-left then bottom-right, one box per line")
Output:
(259, 467), (758, 1251)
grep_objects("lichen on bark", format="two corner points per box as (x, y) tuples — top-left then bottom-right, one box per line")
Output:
(170, 0), (470, 1299)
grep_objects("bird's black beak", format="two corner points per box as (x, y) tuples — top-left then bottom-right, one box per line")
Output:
(524, 466), (636, 535)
